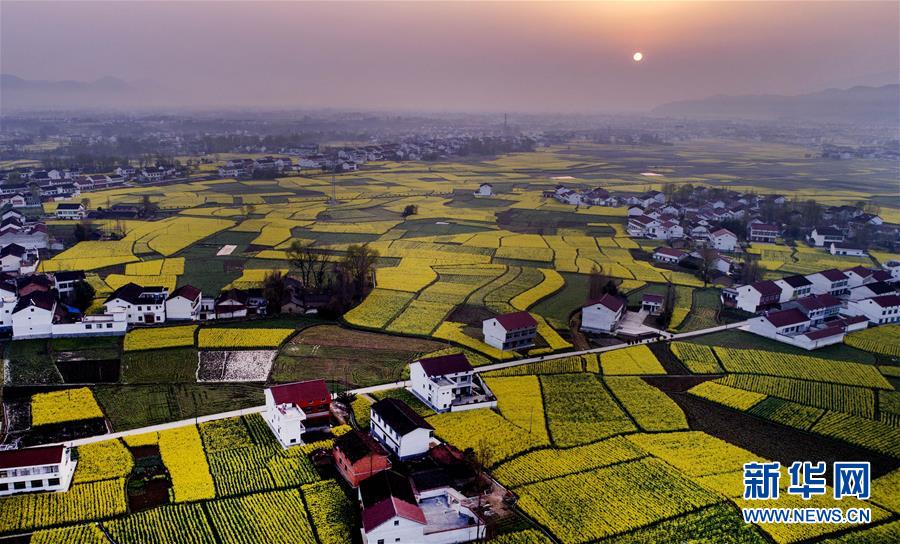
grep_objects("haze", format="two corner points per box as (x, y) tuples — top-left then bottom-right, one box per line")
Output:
(2, 1), (899, 113)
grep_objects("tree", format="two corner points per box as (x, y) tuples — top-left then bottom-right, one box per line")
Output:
(588, 264), (609, 300)
(140, 195), (159, 217)
(660, 282), (676, 328)
(342, 243), (380, 297)
(697, 247), (719, 287)
(740, 256), (765, 284)
(262, 271), (287, 314)
(287, 240), (330, 291)
(401, 204), (418, 217)
(70, 281), (96, 313)
(80, 197), (91, 210)
(73, 222), (91, 242)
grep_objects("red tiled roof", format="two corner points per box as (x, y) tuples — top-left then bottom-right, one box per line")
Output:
(494, 311), (537, 331)
(814, 269), (847, 282)
(751, 223), (779, 232)
(802, 326), (845, 340)
(654, 247), (686, 258)
(764, 308), (809, 328)
(168, 284), (201, 301)
(416, 353), (472, 377)
(751, 280), (781, 297)
(844, 266), (873, 278)
(583, 293), (625, 312)
(711, 228), (736, 238)
(795, 294), (841, 311)
(362, 497), (426, 532)
(642, 294), (664, 303)
(0, 445), (64, 469)
(268, 379), (331, 406)
(871, 294), (900, 308)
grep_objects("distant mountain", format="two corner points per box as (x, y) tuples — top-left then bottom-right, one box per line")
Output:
(652, 84), (900, 124)
(1, 74), (139, 110)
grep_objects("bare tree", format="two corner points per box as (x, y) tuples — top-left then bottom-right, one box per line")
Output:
(262, 270), (287, 315)
(698, 247), (719, 287)
(588, 264), (609, 300)
(342, 243), (380, 297)
(286, 240), (330, 291)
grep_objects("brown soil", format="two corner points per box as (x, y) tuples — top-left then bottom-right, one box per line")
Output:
(292, 324), (445, 352)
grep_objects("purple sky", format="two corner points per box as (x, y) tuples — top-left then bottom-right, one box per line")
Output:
(2, 1), (898, 112)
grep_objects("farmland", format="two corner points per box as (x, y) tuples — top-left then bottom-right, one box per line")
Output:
(2, 140), (899, 543)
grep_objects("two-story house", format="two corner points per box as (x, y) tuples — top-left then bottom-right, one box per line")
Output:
(482, 311), (537, 351)
(165, 285), (202, 321)
(846, 294), (900, 325)
(806, 269), (849, 297)
(784, 294), (842, 326)
(0, 445), (77, 497)
(262, 379), (332, 448)
(774, 275), (813, 303)
(333, 430), (391, 488)
(370, 398), (435, 459)
(104, 283), (169, 324)
(581, 294), (626, 334)
(408, 353), (496, 413)
(722, 280), (781, 313)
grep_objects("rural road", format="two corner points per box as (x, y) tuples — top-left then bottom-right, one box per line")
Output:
(48, 319), (748, 449)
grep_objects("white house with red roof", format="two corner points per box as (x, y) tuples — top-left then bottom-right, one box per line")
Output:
(0, 445), (76, 497)
(806, 269), (850, 297)
(784, 294), (842, 326)
(263, 379), (332, 447)
(845, 294), (900, 325)
(482, 311), (537, 351)
(748, 308), (848, 350)
(709, 228), (738, 252)
(843, 266), (876, 289)
(748, 223), (779, 244)
(409, 353), (496, 413)
(165, 284), (202, 321)
(774, 275), (813, 303)
(641, 293), (664, 315)
(370, 398), (435, 459)
(581, 294), (626, 334)
(652, 247), (687, 265)
(359, 471), (486, 544)
(722, 280), (781, 314)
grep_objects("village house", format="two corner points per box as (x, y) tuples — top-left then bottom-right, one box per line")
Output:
(370, 398), (435, 459)
(641, 293), (664, 315)
(359, 471), (486, 544)
(165, 284), (202, 321)
(748, 308), (848, 351)
(774, 275), (813, 303)
(748, 223), (779, 244)
(0, 243), (37, 274)
(652, 247), (687, 265)
(806, 269), (850, 297)
(408, 353), (496, 413)
(0, 223), (50, 251)
(581, 294), (626, 334)
(263, 379), (332, 448)
(709, 228), (738, 252)
(333, 430), (392, 488)
(808, 226), (844, 247)
(473, 183), (493, 197)
(482, 311), (537, 351)
(104, 283), (169, 324)
(53, 270), (86, 296)
(11, 288), (126, 340)
(845, 294), (900, 325)
(843, 266), (877, 289)
(784, 294), (842, 326)
(0, 445), (77, 497)
(55, 203), (86, 220)
(829, 243), (867, 257)
(214, 288), (267, 319)
(848, 282), (895, 302)
(722, 280), (781, 314)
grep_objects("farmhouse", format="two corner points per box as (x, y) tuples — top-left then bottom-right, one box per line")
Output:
(482, 311), (537, 351)
(581, 294), (626, 334)
(104, 283), (169, 324)
(808, 226), (844, 247)
(722, 280), (781, 313)
(843, 266), (876, 289)
(848, 282), (895, 301)
(0, 243), (36, 274)
(0, 445), (77, 497)
(214, 288), (267, 319)
(370, 398), (435, 459)
(652, 247), (687, 265)
(409, 353), (496, 413)
(641, 293), (664, 315)
(709, 228), (738, 252)
(829, 243), (867, 257)
(333, 430), (392, 488)
(263, 379), (332, 448)
(784, 294), (842, 325)
(53, 270), (86, 296)
(747, 308), (848, 350)
(473, 183), (493, 197)
(774, 275), (813, 303)
(55, 203), (85, 220)
(165, 284), (202, 321)
(806, 269), (849, 297)
(845, 294), (900, 325)
(748, 223), (779, 243)
(359, 471), (486, 544)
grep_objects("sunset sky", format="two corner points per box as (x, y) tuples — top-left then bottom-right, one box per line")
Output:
(2, 1), (898, 112)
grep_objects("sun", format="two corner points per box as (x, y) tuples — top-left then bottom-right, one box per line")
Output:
(633, 52), (643, 62)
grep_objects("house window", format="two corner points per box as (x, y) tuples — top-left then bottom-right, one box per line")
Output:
(13, 482), (26, 490)
(30, 480), (43, 488)
(48, 478), (60, 486)
(394, 520), (399, 526)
